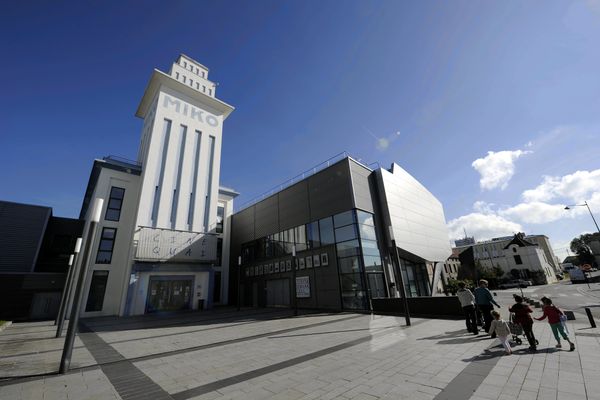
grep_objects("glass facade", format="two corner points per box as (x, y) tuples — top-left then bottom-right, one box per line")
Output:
(400, 259), (430, 297)
(240, 208), (387, 311)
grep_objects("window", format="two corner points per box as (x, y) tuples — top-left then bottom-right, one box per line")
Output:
(356, 210), (374, 226)
(512, 247), (517, 253)
(335, 224), (358, 242)
(213, 271), (221, 303)
(209, 88), (212, 96)
(216, 238), (223, 266)
(202, 85), (206, 92)
(96, 228), (116, 264)
(175, 72), (179, 79)
(306, 221), (320, 249)
(339, 256), (361, 273)
(333, 210), (356, 228)
(319, 217), (334, 245)
(190, 79), (194, 86)
(105, 187), (125, 221)
(514, 255), (523, 265)
(216, 205), (225, 233)
(182, 76), (186, 83)
(85, 270), (109, 312)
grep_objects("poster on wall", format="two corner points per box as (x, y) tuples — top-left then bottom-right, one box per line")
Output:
(299, 257), (305, 269)
(286, 260), (292, 271)
(321, 253), (329, 266)
(274, 262), (280, 273)
(296, 276), (310, 298)
(306, 256), (313, 268)
(313, 254), (321, 267)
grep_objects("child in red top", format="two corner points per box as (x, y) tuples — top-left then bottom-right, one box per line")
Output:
(535, 297), (575, 351)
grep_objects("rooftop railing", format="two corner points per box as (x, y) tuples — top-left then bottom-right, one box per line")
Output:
(234, 151), (380, 213)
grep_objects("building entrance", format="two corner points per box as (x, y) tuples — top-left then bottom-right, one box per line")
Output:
(145, 277), (193, 313)
(266, 279), (290, 307)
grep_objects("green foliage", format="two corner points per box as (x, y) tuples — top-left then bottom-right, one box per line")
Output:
(445, 278), (474, 295)
(570, 233), (599, 266)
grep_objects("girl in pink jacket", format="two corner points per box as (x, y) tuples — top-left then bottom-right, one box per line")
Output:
(535, 297), (575, 351)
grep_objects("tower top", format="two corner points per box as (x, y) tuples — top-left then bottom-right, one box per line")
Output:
(135, 54), (234, 119)
(169, 54), (216, 98)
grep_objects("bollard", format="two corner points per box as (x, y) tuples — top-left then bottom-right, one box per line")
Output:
(585, 307), (597, 328)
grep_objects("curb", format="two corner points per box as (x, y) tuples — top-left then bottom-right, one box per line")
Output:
(0, 321), (12, 333)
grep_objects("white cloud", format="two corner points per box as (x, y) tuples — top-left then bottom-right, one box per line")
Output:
(522, 169), (600, 203)
(472, 150), (532, 191)
(447, 212), (523, 242)
(499, 201), (581, 224)
(473, 201), (495, 214)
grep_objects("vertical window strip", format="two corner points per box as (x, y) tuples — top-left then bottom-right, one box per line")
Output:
(171, 125), (187, 228)
(151, 119), (172, 225)
(188, 130), (202, 228)
(203, 135), (216, 232)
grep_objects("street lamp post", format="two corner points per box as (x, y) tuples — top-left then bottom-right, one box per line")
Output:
(59, 199), (103, 374)
(237, 256), (242, 311)
(565, 201), (600, 234)
(389, 226), (411, 326)
(55, 237), (82, 337)
(291, 245), (298, 316)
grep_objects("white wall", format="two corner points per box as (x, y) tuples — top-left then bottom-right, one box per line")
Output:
(80, 166), (141, 317)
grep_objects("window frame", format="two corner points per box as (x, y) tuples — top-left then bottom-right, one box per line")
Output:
(96, 227), (117, 264)
(105, 186), (125, 222)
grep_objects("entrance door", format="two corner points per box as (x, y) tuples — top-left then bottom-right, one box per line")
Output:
(29, 292), (61, 320)
(266, 279), (290, 307)
(146, 277), (193, 313)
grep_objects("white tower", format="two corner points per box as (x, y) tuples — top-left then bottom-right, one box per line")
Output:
(135, 54), (234, 233)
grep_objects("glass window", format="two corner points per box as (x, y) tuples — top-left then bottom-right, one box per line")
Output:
(514, 255), (523, 265)
(336, 240), (361, 258)
(85, 270), (109, 312)
(340, 273), (364, 291)
(216, 238), (223, 265)
(306, 221), (320, 249)
(96, 228), (116, 264)
(361, 239), (380, 257)
(335, 224), (358, 242)
(356, 210), (374, 226)
(367, 273), (387, 298)
(358, 224), (377, 241)
(294, 225), (307, 251)
(363, 255), (383, 272)
(319, 217), (334, 245)
(105, 187), (125, 221)
(338, 256), (361, 273)
(333, 210), (356, 228)
(216, 205), (225, 233)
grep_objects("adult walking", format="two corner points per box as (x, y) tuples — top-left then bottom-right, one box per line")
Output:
(474, 279), (500, 337)
(509, 294), (537, 351)
(456, 282), (478, 334)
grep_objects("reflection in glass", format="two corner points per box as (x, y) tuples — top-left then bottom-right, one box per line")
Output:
(319, 217), (335, 245)
(306, 221), (320, 249)
(336, 240), (361, 258)
(333, 210), (356, 228)
(338, 256), (361, 273)
(335, 224), (358, 242)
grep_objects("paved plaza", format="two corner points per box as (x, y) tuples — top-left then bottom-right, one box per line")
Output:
(1, 304), (600, 400)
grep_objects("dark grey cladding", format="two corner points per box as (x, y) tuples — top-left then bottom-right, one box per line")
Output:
(0, 201), (51, 273)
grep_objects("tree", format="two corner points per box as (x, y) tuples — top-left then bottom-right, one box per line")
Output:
(570, 233), (598, 266)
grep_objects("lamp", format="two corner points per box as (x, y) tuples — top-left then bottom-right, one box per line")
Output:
(565, 201), (600, 234)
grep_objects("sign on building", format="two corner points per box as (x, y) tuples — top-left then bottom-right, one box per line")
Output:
(296, 276), (310, 298)
(135, 227), (217, 262)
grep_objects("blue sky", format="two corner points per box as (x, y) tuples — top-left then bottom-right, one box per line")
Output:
(1, 1), (600, 260)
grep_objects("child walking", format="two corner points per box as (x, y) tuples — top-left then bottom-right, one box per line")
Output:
(535, 297), (575, 351)
(488, 310), (512, 355)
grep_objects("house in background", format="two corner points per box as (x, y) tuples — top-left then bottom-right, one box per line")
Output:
(455, 233), (558, 285)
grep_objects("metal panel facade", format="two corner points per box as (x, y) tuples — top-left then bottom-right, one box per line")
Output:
(0, 201), (51, 273)
(349, 160), (375, 213)
(376, 164), (452, 263)
(307, 159), (354, 221)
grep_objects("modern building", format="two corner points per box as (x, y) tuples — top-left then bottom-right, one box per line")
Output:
(0, 200), (82, 321)
(455, 233), (559, 284)
(76, 54), (237, 317)
(229, 156), (452, 312)
(454, 236), (475, 247)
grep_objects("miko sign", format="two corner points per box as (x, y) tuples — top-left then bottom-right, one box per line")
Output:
(582, 264), (593, 272)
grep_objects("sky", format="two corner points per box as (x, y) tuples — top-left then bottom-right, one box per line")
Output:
(1, 1), (600, 261)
